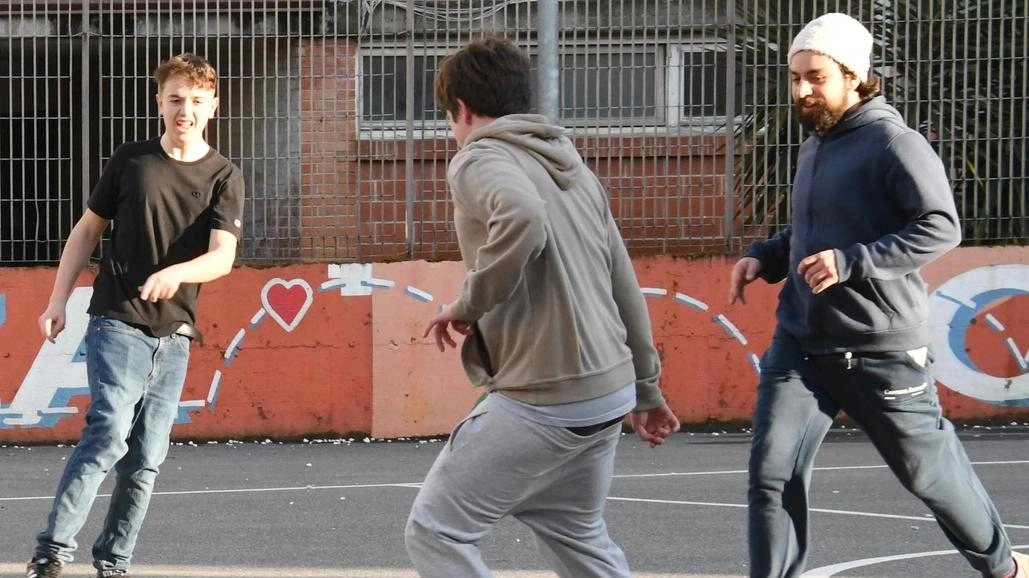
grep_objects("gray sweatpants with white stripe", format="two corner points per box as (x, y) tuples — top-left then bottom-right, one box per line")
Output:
(405, 395), (631, 578)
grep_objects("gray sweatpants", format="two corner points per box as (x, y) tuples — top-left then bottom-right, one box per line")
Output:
(405, 395), (631, 578)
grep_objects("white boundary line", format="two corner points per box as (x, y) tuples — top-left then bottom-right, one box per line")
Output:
(0, 481), (422, 502)
(607, 496), (1029, 529)
(611, 460), (1029, 479)
(2, 464), (1026, 577)
(0, 565), (728, 578)
(802, 544), (1029, 577)
(4, 477), (1027, 532)
(3, 461), (1027, 504)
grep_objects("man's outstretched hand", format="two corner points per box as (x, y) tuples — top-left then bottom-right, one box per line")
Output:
(729, 257), (762, 305)
(423, 305), (473, 352)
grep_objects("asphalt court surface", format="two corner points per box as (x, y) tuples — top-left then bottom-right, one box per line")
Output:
(1, 427), (1027, 578)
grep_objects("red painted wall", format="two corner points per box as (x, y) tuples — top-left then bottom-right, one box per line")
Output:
(1, 248), (1026, 443)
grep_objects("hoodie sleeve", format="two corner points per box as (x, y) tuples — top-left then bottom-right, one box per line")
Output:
(835, 131), (961, 283)
(607, 213), (665, 412)
(447, 150), (548, 321)
(744, 227), (793, 284)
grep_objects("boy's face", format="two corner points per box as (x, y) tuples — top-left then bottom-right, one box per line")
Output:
(156, 75), (219, 147)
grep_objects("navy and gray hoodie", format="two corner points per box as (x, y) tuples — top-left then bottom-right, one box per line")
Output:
(745, 96), (960, 354)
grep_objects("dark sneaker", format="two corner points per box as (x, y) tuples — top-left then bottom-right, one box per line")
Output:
(96, 571), (128, 578)
(26, 558), (63, 578)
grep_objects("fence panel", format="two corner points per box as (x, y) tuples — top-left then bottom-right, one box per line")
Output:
(0, 1), (1023, 266)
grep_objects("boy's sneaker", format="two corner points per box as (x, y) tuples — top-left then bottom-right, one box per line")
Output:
(26, 558), (63, 578)
(96, 571), (128, 578)
(1013, 550), (1029, 578)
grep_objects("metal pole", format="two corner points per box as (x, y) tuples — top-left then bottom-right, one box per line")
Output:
(724, 4), (737, 251)
(81, 3), (91, 215)
(81, 3), (101, 262)
(537, 0), (559, 123)
(404, 1), (416, 258)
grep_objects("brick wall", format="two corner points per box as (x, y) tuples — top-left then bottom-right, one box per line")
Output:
(298, 38), (735, 262)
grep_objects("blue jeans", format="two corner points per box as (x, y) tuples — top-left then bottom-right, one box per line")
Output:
(36, 316), (190, 572)
(748, 332), (1014, 578)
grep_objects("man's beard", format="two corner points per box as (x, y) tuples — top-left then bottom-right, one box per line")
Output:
(796, 97), (846, 135)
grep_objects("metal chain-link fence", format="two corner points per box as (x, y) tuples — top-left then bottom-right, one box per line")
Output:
(1, 1), (1024, 265)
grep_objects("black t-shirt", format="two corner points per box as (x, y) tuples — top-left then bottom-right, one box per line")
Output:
(87, 138), (245, 337)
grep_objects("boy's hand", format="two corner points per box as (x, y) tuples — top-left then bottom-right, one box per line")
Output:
(729, 257), (762, 305)
(139, 267), (184, 302)
(423, 305), (472, 352)
(39, 303), (67, 343)
(630, 404), (680, 448)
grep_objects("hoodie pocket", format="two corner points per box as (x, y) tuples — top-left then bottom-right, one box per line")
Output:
(871, 277), (926, 332)
(815, 281), (896, 335)
(866, 279), (898, 320)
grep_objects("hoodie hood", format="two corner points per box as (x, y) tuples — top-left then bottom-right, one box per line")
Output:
(824, 96), (899, 138)
(462, 114), (581, 189)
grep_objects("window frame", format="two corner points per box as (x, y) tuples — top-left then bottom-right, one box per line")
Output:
(356, 46), (451, 137)
(666, 40), (741, 131)
(554, 41), (666, 129)
(357, 39), (735, 138)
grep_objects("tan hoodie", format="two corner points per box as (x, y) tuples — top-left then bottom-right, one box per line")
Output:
(446, 114), (664, 411)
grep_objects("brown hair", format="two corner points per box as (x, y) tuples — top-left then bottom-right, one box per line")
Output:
(839, 62), (882, 99)
(434, 37), (532, 119)
(153, 53), (218, 93)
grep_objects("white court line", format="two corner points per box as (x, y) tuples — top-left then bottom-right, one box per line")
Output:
(1, 486), (954, 530)
(0, 482), (421, 502)
(801, 544), (1029, 577)
(0, 565), (728, 578)
(608, 496), (937, 523)
(608, 497), (1029, 530)
(613, 468), (748, 478)
(1, 464), (1023, 578)
(612, 460), (1029, 479)
(4, 460), (1028, 503)
(609, 496), (747, 510)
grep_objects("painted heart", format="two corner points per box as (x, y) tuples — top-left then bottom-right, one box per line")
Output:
(261, 278), (314, 332)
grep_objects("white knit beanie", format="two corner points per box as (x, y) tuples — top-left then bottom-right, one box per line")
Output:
(788, 13), (873, 82)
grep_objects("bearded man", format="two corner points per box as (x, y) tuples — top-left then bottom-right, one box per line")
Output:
(728, 12), (1027, 578)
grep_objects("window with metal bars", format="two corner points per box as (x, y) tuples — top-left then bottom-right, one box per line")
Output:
(358, 41), (738, 134)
